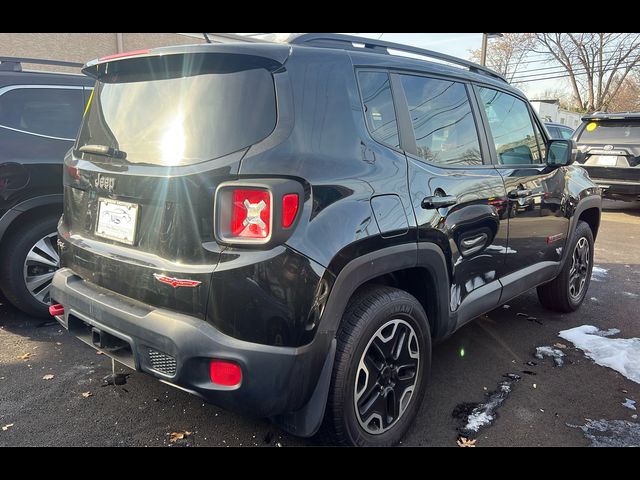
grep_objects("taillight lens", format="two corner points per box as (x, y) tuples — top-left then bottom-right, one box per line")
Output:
(210, 359), (242, 387)
(282, 193), (299, 228)
(230, 189), (271, 239)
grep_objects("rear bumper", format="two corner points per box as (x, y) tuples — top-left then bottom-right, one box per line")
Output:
(50, 268), (332, 418)
(590, 179), (640, 198)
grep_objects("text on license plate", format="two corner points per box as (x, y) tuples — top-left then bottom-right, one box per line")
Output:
(96, 198), (139, 245)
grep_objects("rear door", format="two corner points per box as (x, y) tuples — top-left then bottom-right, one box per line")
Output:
(473, 85), (569, 282)
(60, 51), (284, 318)
(396, 72), (508, 319)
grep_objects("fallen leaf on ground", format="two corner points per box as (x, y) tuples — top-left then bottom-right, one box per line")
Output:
(2, 424), (14, 431)
(42, 374), (55, 380)
(553, 343), (567, 349)
(17, 353), (32, 360)
(457, 437), (476, 447)
(96, 351), (103, 355)
(82, 391), (93, 398)
(169, 431), (192, 443)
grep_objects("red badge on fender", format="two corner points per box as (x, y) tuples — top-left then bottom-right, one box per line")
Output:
(153, 273), (201, 288)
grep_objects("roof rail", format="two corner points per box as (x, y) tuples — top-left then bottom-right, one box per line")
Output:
(289, 33), (507, 83)
(0, 56), (84, 72)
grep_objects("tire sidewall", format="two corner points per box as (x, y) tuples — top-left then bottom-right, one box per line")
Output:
(341, 293), (431, 446)
(0, 215), (59, 317)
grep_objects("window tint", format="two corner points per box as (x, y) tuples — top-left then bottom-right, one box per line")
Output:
(358, 71), (399, 149)
(576, 121), (640, 143)
(401, 75), (482, 166)
(547, 126), (560, 138)
(559, 128), (573, 139)
(0, 87), (83, 139)
(478, 87), (541, 165)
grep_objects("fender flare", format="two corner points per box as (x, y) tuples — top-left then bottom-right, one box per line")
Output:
(0, 194), (62, 244)
(561, 194), (601, 265)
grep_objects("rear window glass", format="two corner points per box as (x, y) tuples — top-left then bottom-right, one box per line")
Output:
(0, 87), (83, 139)
(78, 58), (277, 166)
(358, 71), (400, 149)
(577, 121), (640, 144)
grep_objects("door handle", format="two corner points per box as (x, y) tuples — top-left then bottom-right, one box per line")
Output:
(459, 232), (488, 256)
(421, 195), (457, 210)
(508, 188), (531, 199)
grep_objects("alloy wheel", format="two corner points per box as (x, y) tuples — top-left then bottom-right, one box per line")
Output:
(569, 236), (589, 300)
(23, 232), (59, 305)
(354, 319), (420, 435)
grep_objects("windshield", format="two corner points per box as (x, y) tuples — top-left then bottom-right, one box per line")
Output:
(77, 61), (276, 166)
(576, 120), (640, 144)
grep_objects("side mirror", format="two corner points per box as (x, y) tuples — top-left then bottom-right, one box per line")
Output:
(546, 139), (577, 167)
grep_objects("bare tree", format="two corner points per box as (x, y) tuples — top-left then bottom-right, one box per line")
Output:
(532, 33), (640, 111)
(606, 74), (640, 112)
(469, 33), (535, 82)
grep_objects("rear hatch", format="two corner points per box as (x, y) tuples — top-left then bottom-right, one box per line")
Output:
(59, 45), (288, 318)
(575, 118), (640, 184)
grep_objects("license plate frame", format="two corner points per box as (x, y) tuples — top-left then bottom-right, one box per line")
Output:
(95, 198), (139, 245)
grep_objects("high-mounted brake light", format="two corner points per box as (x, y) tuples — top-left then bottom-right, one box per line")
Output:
(98, 49), (150, 62)
(210, 359), (242, 387)
(282, 193), (299, 228)
(231, 189), (271, 239)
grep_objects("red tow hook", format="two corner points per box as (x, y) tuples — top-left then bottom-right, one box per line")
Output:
(49, 304), (65, 316)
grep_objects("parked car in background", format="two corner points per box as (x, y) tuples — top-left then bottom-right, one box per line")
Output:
(574, 112), (640, 202)
(0, 57), (93, 316)
(49, 34), (600, 446)
(545, 121), (574, 139)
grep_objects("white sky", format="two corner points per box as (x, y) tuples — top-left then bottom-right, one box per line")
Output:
(348, 33), (564, 99)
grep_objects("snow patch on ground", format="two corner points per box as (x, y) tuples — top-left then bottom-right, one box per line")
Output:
(455, 376), (519, 438)
(622, 398), (637, 411)
(535, 346), (565, 366)
(559, 325), (640, 384)
(591, 266), (608, 282)
(486, 245), (518, 254)
(569, 419), (640, 447)
(592, 328), (620, 337)
(623, 292), (639, 298)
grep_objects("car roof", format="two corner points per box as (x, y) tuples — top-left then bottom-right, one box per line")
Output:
(82, 34), (523, 97)
(0, 69), (93, 87)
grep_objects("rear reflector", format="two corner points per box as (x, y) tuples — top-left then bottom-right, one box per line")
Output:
(231, 189), (271, 239)
(98, 49), (150, 62)
(49, 304), (64, 316)
(282, 193), (299, 228)
(210, 360), (242, 387)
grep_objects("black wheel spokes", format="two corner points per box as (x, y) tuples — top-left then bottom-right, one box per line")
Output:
(355, 319), (420, 435)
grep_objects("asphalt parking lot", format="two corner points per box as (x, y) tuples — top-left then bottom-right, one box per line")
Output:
(1, 200), (639, 447)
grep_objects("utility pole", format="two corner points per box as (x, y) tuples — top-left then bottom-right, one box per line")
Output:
(480, 33), (503, 66)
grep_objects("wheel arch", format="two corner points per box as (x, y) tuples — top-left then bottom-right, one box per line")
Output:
(0, 195), (62, 254)
(318, 242), (451, 341)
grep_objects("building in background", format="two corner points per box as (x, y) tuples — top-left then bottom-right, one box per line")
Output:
(530, 99), (582, 128)
(0, 33), (257, 73)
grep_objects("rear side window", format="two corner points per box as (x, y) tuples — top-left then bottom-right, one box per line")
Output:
(0, 87), (83, 139)
(558, 128), (573, 139)
(576, 121), (640, 143)
(478, 87), (542, 165)
(400, 75), (482, 166)
(358, 71), (400, 149)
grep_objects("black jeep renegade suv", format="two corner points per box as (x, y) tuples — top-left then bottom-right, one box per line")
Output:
(50, 34), (601, 446)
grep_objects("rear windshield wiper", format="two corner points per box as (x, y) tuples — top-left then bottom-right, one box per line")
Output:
(79, 144), (127, 160)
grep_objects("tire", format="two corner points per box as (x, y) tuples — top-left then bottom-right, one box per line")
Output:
(0, 215), (60, 317)
(318, 285), (431, 446)
(537, 220), (594, 313)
